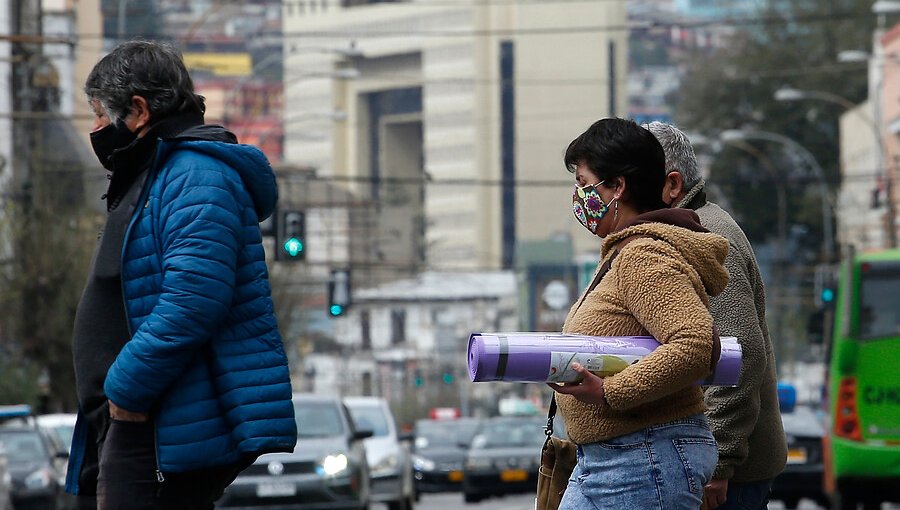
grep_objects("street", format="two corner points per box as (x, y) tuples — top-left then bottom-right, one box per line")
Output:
(370, 494), (900, 510)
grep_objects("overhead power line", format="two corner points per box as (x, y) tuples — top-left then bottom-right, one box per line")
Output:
(13, 7), (876, 43)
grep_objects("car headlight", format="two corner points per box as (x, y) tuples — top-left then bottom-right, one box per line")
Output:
(372, 453), (399, 476)
(465, 457), (493, 471)
(25, 468), (52, 489)
(319, 454), (349, 476)
(412, 455), (436, 472)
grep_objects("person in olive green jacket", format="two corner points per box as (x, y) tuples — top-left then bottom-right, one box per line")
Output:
(646, 121), (787, 510)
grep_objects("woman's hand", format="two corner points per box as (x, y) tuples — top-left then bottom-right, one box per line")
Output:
(546, 363), (607, 406)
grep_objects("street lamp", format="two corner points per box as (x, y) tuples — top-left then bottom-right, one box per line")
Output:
(774, 85), (897, 248)
(873, 1), (900, 15)
(773, 87), (859, 111)
(720, 129), (835, 262)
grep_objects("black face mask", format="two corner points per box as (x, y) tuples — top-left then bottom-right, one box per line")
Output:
(90, 122), (137, 171)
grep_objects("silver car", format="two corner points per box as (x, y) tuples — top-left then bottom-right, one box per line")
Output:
(218, 393), (371, 510)
(344, 397), (415, 510)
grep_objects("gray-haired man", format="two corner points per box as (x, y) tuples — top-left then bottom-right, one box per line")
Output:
(67, 40), (297, 509)
(645, 122), (787, 510)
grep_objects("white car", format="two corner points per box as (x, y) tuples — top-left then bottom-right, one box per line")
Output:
(0, 444), (12, 510)
(36, 414), (77, 454)
(343, 397), (415, 510)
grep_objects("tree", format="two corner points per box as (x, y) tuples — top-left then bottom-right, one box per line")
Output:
(675, 0), (877, 249)
(0, 177), (101, 411)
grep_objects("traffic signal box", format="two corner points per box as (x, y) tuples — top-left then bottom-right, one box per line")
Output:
(277, 210), (305, 261)
(328, 269), (351, 317)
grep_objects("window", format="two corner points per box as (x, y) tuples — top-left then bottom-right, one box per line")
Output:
(858, 261), (900, 339)
(360, 310), (371, 350)
(391, 309), (406, 345)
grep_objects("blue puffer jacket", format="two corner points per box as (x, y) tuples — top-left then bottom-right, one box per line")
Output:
(67, 129), (296, 492)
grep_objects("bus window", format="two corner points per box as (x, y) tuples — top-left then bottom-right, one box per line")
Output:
(858, 262), (900, 340)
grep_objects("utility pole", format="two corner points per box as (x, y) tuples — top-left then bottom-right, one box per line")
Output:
(10, 0), (44, 188)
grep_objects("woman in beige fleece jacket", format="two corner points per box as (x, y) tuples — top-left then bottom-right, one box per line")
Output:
(549, 118), (730, 510)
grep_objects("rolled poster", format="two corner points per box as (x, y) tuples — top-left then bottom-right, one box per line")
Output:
(467, 333), (741, 386)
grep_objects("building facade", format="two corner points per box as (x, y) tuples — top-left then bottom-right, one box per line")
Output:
(282, 0), (627, 276)
(838, 24), (900, 253)
(309, 270), (519, 424)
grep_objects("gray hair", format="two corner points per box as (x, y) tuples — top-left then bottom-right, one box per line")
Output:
(643, 121), (701, 190)
(85, 40), (204, 125)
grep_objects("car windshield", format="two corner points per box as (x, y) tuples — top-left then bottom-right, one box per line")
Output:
(471, 419), (545, 449)
(347, 406), (389, 437)
(0, 431), (48, 463)
(295, 401), (346, 438)
(44, 425), (75, 452)
(415, 419), (481, 449)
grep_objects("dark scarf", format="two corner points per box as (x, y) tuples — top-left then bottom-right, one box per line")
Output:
(104, 110), (205, 211)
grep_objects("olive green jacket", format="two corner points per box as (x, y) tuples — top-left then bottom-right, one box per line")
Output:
(680, 180), (787, 482)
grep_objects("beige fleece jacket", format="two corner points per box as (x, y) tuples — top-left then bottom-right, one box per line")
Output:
(558, 219), (729, 445)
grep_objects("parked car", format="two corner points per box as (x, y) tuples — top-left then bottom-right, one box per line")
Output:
(0, 443), (13, 510)
(36, 414), (77, 455)
(0, 426), (69, 510)
(410, 417), (482, 496)
(344, 397), (415, 510)
(218, 393), (371, 509)
(770, 404), (830, 509)
(461, 416), (546, 504)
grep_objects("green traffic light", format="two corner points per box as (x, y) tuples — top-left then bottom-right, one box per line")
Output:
(822, 288), (835, 303)
(414, 377), (423, 387)
(283, 237), (304, 257)
(442, 373), (454, 384)
(329, 304), (344, 316)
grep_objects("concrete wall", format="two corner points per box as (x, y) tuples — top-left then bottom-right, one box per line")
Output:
(839, 100), (885, 251)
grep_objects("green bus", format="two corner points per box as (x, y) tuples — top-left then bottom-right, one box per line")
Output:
(824, 247), (900, 509)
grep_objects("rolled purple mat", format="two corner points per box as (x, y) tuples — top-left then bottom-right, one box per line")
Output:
(467, 333), (741, 386)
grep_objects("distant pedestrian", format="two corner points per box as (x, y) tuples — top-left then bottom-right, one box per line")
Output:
(548, 117), (728, 510)
(646, 121), (786, 510)
(66, 40), (297, 510)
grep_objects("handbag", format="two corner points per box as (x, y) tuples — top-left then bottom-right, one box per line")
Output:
(536, 395), (577, 510)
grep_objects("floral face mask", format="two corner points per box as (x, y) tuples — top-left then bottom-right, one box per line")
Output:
(572, 181), (613, 236)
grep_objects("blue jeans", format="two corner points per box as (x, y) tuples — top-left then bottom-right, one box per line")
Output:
(716, 479), (773, 510)
(558, 414), (718, 510)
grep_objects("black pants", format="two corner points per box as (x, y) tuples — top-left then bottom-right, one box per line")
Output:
(90, 419), (247, 510)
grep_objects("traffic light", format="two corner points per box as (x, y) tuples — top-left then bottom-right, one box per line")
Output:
(442, 372), (454, 385)
(413, 370), (424, 388)
(277, 210), (305, 261)
(328, 269), (351, 317)
(814, 264), (837, 308)
(807, 308), (825, 345)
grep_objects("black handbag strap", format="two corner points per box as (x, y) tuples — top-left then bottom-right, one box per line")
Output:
(545, 394), (557, 437)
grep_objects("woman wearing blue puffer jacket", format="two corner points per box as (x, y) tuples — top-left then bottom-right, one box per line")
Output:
(65, 40), (297, 510)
